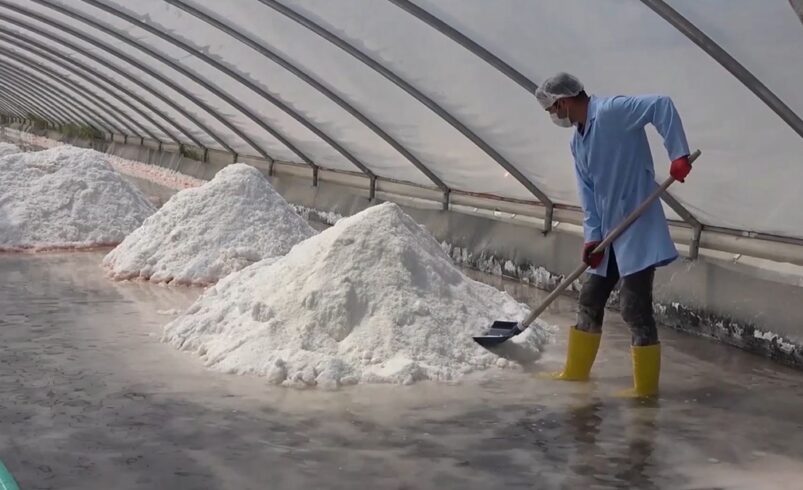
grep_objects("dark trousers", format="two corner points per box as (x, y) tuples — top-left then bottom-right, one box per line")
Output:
(576, 249), (658, 346)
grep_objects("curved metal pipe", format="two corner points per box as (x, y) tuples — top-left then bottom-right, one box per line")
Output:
(641, 0), (803, 139)
(0, 67), (100, 127)
(0, 50), (124, 135)
(0, 31), (174, 143)
(0, 56), (108, 127)
(0, 71), (73, 124)
(0, 95), (30, 119)
(0, 81), (63, 124)
(26, 0), (279, 161)
(0, 97), (25, 118)
(260, 0), (555, 230)
(0, 13), (208, 149)
(0, 67), (106, 134)
(82, 0), (371, 179)
(0, 61), (113, 134)
(0, 2), (238, 154)
(387, 0), (537, 93)
(167, 0), (449, 197)
(0, 45), (155, 140)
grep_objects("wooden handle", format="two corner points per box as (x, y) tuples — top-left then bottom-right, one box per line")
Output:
(519, 149), (701, 328)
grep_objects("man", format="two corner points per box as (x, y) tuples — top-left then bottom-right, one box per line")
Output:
(535, 73), (692, 397)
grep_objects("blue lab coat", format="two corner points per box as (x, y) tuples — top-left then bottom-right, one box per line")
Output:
(571, 94), (690, 277)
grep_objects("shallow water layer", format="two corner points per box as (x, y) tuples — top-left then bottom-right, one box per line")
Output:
(0, 252), (801, 489)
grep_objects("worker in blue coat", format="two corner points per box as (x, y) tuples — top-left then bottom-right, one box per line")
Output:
(535, 73), (692, 397)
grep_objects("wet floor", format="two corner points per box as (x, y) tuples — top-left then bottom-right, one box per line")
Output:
(1, 252), (801, 489)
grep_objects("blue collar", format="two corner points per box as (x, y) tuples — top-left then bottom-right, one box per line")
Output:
(576, 95), (597, 140)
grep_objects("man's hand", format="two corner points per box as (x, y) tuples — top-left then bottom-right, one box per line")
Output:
(582, 241), (604, 268)
(670, 155), (692, 183)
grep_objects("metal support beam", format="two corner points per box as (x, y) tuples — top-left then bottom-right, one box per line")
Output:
(0, 73), (65, 123)
(27, 0), (276, 162)
(641, 0), (803, 139)
(0, 52), (120, 135)
(0, 62), (112, 134)
(0, 70), (73, 124)
(0, 14), (207, 149)
(261, 0), (555, 232)
(0, 48), (140, 137)
(167, 0), (449, 194)
(0, 43), (159, 141)
(369, 175), (377, 201)
(0, 31), (179, 144)
(387, 0), (537, 93)
(690, 224), (703, 260)
(84, 0), (368, 180)
(0, 1), (239, 154)
(0, 98), (25, 119)
(0, 84), (61, 124)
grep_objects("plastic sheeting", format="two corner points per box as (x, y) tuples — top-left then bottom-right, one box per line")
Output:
(0, 0), (800, 239)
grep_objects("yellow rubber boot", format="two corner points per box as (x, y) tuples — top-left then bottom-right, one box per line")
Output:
(618, 344), (661, 398)
(549, 326), (601, 381)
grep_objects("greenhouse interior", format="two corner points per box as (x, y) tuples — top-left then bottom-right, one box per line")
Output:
(0, 0), (801, 488)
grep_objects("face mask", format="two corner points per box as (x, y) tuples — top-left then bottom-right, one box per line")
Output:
(550, 112), (573, 128)
(549, 102), (573, 128)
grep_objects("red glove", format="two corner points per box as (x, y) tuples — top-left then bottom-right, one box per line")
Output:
(582, 241), (604, 268)
(670, 155), (692, 183)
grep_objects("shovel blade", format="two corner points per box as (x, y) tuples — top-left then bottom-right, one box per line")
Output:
(473, 321), (523, 348)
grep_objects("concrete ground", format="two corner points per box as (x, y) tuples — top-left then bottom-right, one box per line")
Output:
(1, 252), (801, 490)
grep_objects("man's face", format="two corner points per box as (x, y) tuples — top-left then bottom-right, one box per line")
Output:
(547, 98), (570, 121)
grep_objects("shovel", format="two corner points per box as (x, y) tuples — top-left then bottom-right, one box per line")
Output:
(473, 149), (701, 349)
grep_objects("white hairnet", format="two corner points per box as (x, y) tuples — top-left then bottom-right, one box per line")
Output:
(535, 72), (584, 109)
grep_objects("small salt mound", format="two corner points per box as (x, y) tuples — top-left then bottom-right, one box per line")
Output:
(103, 163), (315, 285)
(0, 142), (20, 158)
(0, 145), (155, 251)
(164, 202), (552, 388)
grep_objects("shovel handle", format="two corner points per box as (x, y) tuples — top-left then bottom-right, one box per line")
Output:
(519, 149), (701, 328)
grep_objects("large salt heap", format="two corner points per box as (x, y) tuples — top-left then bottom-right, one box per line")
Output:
(0, 142), (20, 158)
(0, 145), (155, 251)
(103, 163), (315, 285)
(164, 202), (552, 388)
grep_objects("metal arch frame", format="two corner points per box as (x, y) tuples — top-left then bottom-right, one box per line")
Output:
(0, 47), (145, 137)
(0, 49), (131, 136)
(387, 0), (537, 94)
(260, 0), (555, 232)
(0, 98), (24, 119)
(0, 61), (116, 134)
(0, 72), (68, 123)
(24, 0), (285, 168)
(0, 43), (159, 142)
(0, 70), (74, 124)
(0, 103), (27, 123)
(0, 77), (66, 125)
(0, 96), (32, 120)
(0, 2), (239, 156)
(0, 66), (108, 135)
(0, 48), (151, 140)
(391, 0), (706, 256)
(0, 30), (180, 145)
(167, 0), (451, 206)
(0, 13), (211, 150)
(82, 0), (377, 190)
(641, 0), (803, 140)
(0, 66), (106, 128)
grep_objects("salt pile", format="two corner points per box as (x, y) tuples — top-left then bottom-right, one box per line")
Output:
(164, 202), (552, 388)
(0, 145), (155, 251)
(0, 142), (20, 158)
(103, 163), (315, 285)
